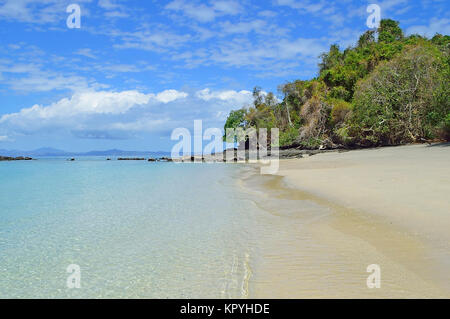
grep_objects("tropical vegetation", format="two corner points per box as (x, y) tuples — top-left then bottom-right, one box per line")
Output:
(224, 19), (450, 149)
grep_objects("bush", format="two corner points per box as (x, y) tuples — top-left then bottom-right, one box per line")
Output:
(329, 86), (351, 101)
(350, 44), (449, 146)
(439, 114), (450, 141)
(330, 99), (352, 126)
(300, 137), (323, 149)
(334, 125), (354, 145)
(299, 96), (331, 141)
(279, 127), (300, 147)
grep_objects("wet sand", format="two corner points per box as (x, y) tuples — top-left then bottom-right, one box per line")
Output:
(242, 144), (450, 298)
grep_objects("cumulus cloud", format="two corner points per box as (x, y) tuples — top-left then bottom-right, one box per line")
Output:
(156, 90), (189, 103)
(0, 90), (188, 130)
(0, 88), (250, 140)
(1, 91), (147, 123)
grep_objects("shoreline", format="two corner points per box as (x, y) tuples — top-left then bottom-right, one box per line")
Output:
(242, 143), (449, 298)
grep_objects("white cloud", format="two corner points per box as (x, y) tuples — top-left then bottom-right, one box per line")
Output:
(378, 0), (408, 12)
(275, 0), (327, 14)
(108, 118), (171, 132)
(156, 90), (189, 103)
(0, 0), (36, 22)
(6, 73), (96, 93)
(98, 0), (129, 18)
(0, 51), (103, 93)
(165, 0), (242, 23)
(0, 135), (9, 141)
(200, 37), (326, 71)
(406, 18), (450, 38)
(98, 0), (120, 10)
(0, 0), (91, 24)
(0, 88), (249, 139)
(258, 10), (278, 18)
(219, 20), (269, 35)
(196, 88), (252, 105)
(97, 64), (154, 73)
(0, 91), (149, 126)
(0, 89), (188, 126)
(112, 28), (192, 52)
(165, 0), (216, 23)
(211, 0), (242, 15)
(75, 48), (97, 59)
(0, 62), (41, 74)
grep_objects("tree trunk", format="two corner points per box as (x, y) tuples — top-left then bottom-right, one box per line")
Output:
(286, 100), (293, 127)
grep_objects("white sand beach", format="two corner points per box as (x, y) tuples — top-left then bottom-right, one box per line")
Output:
(246, 144), (450, 298)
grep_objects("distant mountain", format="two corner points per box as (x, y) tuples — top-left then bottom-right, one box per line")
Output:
(81, 149), (171, 157)
(0, 148), (171, 157)
(30, 148), (70, 156)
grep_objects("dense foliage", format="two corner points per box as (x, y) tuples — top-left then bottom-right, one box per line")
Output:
(224, 20), (450, 148)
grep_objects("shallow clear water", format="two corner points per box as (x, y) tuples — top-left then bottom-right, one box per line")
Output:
(0, 159), (261, 298)
(3, 158), (445, 298)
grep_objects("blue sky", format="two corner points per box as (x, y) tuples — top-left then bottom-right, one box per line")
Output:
(0, 0), (448, 151)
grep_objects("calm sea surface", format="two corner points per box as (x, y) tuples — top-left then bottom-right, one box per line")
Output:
(0, 158), (265, 298)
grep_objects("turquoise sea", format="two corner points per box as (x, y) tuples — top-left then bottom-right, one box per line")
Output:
(0, 158), (268, 298)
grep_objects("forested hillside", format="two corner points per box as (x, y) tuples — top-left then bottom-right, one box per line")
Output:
(224, 19), (450, 149)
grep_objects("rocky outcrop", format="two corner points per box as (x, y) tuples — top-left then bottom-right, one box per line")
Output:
(147, 157), (173, 162)
(0, 156), (33, 161)
(141, 148), (347, 164)
(117, 158), (146, 161)
(173, 147), (345, 163)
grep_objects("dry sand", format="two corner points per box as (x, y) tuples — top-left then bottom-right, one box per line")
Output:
(244, 143), (450, 298)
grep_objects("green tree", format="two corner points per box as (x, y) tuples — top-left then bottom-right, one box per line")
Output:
(223, 108), (247, 142)
(319, 44), (342, 75)
(223, 18), (449, 149)
(358, 30), (376, 48)
(378, 19), (403, 43)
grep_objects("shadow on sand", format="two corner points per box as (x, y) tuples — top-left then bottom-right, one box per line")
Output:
(427, 142), (450, 148)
